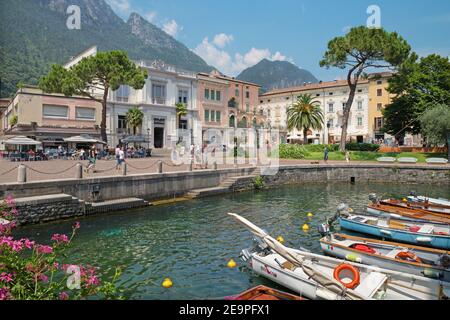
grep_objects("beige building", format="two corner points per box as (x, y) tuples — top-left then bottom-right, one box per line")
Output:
(1, 86), (102, 149)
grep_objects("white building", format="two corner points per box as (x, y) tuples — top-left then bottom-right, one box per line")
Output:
(107, 60), (200, 149)
(258, 79), (371, 144)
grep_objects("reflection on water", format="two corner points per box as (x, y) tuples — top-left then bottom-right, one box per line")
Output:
(16, 182), (450, 300)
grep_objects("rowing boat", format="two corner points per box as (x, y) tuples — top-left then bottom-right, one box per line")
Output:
(367, 203), (450, 224)
(320, 233), (450, 281)
(408, 195), (450, 208)
(225, 285), (305, 300)
(339, 214), (450, 249)
(381, 198), (450, 215)
(229, 213), (450, 300)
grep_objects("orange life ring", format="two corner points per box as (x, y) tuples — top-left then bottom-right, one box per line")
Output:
(395, 251), (422, 263)
(333, 264), (360, 289)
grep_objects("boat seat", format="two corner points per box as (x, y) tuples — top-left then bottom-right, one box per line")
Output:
(282, 261), (297, 271)
(418, 225), (434, 234)
(386, 249), (404, 259)
(377, 220), (389, 228)
(354, 272), (388, 298)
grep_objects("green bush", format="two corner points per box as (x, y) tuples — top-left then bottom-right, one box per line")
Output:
(345, 143), (380, 152)
(253, 176), (265, 190)
(279, 144), (310, 159)
(303, 144), (339, 152)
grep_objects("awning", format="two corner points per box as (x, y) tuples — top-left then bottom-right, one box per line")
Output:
(3, 136), (42, 146)
(64, 135), (106, 144)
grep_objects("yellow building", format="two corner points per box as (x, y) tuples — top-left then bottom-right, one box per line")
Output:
(367, 72), (394, 142)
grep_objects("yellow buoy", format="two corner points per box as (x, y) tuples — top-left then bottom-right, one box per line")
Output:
(348, 208), (354, 213)
(402, 198), (408, 203)
(277, 236), (285, 244)
(162, 278), (173, 288)
(307, 212), (314, 218)
(227, 259), (237, 269)
(302, 224), (310, 231)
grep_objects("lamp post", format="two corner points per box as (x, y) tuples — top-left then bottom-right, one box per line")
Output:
(147, 128), (151, 151)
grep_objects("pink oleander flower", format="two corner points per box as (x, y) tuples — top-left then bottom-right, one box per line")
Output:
(73, 222), (81, 230)
(0, 288), (10, 300)
(53, 262), (60, 270)
(85, 275), (100, 287)
(51, 234), (69, 244)
(11, 208), (18, 216)
(0, 272), (13, 283)
(21, 238), (35, 250)
(5, 194), (15, 206)
(38, 273), (49, 283)
(36, 245), (53, 254)
(59, 292), (70, 301)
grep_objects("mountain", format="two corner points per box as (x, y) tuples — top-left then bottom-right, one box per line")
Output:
(0, 0), (213, 98)
(237, 59), (318, 93)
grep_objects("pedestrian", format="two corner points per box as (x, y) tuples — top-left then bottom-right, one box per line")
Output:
(202, 143), (208, 169)
(118, 146), (125, 170)
(345, 151), (350, 163)
(79, 148), (85, 161)
(85, 146), (97, 174)
(115, 145), (121, 171)
(194, 144), (202, 169)
(324, 147), (329, 163)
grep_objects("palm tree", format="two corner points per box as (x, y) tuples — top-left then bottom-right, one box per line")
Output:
(125, 107), (144, 135)
(287, 94), (324, 144)
(175, 102), (188, 131)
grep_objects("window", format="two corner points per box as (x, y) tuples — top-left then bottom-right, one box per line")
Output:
(235, 89), (240, 97)
(328, 119), (334, 128)
(316, 94), (321, 97)
(246, 103), (250, 113)
(246, 91), (250, 99)
(210, 110), (215, 122)
(286, 97), (290, 100)
(375, 117), (384, 129)
(357, 89), (363, 93)
(357, 101), (363, 110)
(328, 103), (334, 112)
(357, 117), (363, 126)
(216, 91), (221, 101)
(152, 84), (166, 103)
(377, 103), (383, 111)
(179, 120), (188, 130)
(178, 89), (188, 105)
(211, 90), (216, 101)
(329, 92), (334, 96)
(116, 85), (130, 102)
(377, 89), (383, 97)
(342, 103), (346, 108)
(377, 80), (383, 85)
(118, 115), (127, 133)
(204, 89), (210, 100)
(260, 100), (264, 104)
(43, 105), (68, 119)
(204, 110), (210, 122)
(75, 107), (95, 120)
(216, 111), (221, 122)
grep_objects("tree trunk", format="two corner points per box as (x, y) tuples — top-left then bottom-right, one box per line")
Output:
(100, 88), (109, 144)
(303, 128), (308, 145)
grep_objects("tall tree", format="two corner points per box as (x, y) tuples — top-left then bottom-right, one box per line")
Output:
(125, 107), (144, 135)
(384, 54), (450, 142)
(39, 51), (148, 142)
(420, 104), (450, 161)
(287, 94), (324, 144)
(320, 26), (411, 151)
(175, 102), (188, 132)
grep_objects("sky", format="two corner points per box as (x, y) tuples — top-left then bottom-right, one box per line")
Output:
(106, 0), (450, 81)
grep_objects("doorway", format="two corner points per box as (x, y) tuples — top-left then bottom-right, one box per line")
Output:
(154, 127), (164, 148)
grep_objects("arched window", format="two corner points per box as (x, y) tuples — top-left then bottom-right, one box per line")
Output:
(238, 116), (247, 128)
(229, 114), (236, 128)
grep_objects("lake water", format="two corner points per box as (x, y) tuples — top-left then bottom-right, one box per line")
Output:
(16, 182), (450, 300)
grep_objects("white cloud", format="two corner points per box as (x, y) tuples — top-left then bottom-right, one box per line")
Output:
(163, 19), (183, 37)
(342, 26), (352, 34)
(106, 0), (131, 13)
(144, 11), (157, 23)
(194, 35), (292, 76)
(212, 33), (234, 48)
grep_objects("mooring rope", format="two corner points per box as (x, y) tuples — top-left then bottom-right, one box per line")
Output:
(24, 163), (80, 175)
(0, 166), (18, 176)
(125, 160), (159, 171)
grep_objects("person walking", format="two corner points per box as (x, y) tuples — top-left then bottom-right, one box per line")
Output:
(85, 146), (97, 174)
(194, 144), (202, 170)
(202, 143), (208, 169)
(118, 146), (125, 170)
(324, 147), (329, 163)
(115, 145), (121, 171)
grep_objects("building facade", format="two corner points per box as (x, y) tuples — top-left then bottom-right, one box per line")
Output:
(107, 60), (200, 149)
(0, 86), (102, 149)
(259, 79), (371, 144)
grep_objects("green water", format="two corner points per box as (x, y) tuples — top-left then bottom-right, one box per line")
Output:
(17, 182), (450, 300)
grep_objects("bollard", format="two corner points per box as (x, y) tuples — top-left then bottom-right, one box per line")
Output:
(189, 160), (193, 172)
(213, 161), (218, 170)
(75, 163), (83, 179)
(17, 164), (27, 183)
(158, 161), (163, 174)
(122, 163), (127, 176)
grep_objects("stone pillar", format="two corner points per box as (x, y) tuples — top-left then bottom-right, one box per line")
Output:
(158, 161), (163, 174)
(122, 163), (127, 176)
(17, 164), (27, 183)
(75, 163), (83, 179)
(189, 160), (193, 172)
(213, 161), (218, 170)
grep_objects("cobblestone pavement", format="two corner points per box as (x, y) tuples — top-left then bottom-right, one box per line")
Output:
(0, 156), (447, 184)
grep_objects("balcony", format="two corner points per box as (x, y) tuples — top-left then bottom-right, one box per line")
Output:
(152, 97), (166, 105)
